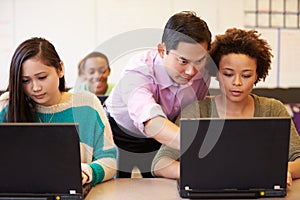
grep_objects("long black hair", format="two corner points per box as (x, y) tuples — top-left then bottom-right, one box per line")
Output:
(6, 37), (66, 122)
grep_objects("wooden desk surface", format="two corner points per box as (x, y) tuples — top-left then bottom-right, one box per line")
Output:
(85, 178), (300, 200)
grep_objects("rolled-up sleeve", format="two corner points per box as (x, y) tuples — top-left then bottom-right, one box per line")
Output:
(124, 72), (167, 135)
(151, 144), (180, 176)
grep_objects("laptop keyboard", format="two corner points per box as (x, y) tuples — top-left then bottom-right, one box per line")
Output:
(60, 196), (82, 200)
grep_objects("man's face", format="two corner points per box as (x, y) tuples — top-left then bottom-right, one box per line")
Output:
(160, 42), (208, 85)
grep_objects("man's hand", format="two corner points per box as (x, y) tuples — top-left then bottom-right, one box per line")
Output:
(144, 116), (180, 150)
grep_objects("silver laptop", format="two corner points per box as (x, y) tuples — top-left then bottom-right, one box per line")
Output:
(179, 117), (291, 199)
(0, 123), (83, 200)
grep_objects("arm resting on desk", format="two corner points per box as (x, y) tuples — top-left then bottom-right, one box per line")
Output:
(289, 158), (300, 184)
(153, 156), (180, 179)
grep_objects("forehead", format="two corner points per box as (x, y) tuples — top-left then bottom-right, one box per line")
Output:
(84, 57), (108, 69)
(174, 42), (208, 59)
(219, 53), (257, 70)
(22, 58), (56, 75)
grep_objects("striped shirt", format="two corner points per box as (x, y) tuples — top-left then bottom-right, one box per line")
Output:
(0, 91), (117, 185)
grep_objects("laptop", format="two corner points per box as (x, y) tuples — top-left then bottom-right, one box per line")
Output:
(179, 117), (291, 199)
(0, 123), (83, 200)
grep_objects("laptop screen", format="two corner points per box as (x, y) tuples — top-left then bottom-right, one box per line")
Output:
(0, 123), (82, 198)
(179, 118), (290, 198)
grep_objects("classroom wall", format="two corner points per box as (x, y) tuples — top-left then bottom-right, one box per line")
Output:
(0, 0), (299, 91)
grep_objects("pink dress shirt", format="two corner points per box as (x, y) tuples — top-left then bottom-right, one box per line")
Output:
(105, 50), (210, 137)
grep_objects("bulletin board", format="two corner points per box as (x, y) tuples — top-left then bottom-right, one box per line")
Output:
(244, 0), (300, 88)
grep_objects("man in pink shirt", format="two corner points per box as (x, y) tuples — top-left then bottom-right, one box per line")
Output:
(105, 11), (212, 178)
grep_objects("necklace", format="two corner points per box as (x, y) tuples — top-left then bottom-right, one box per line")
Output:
(37, 112), (55, 123)
(37, 93), (63, 123)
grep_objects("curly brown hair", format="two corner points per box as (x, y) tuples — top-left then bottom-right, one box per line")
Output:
(209, 28), (273, 84)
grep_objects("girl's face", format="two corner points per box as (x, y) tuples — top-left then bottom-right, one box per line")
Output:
(83, 57), (110, 95)
(21, 58), (63, 106)
(217, 53), (258, 103)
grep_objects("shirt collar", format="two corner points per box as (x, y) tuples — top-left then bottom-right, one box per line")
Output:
(153, 52), (176, 89)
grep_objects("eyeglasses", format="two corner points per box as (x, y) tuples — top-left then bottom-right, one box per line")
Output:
(167, 50), (207, 71)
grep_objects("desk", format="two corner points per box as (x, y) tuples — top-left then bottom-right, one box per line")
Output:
(85, 178), (300, 200)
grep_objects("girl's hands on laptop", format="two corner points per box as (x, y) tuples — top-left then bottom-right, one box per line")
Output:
(287, 163), (292, 186)
(82, 171), (89, 185)
(81, 163), (92, 185)
(287, 171), (292, 186)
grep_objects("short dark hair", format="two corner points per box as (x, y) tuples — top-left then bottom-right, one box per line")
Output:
(162, 11), (212, 53)
(78, 51), (110, 76)
(6, 37), (65, 122)
(209, 28), (273, 84)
